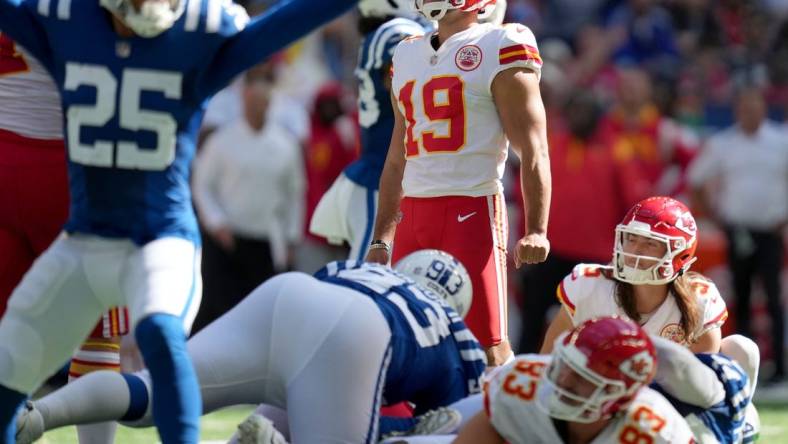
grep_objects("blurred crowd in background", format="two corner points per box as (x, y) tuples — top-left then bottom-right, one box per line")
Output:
(190, 0), (788, 383)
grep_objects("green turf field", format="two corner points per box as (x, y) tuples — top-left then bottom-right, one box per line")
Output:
(35, 406), (255, 444)
(32, 403), (788, 444)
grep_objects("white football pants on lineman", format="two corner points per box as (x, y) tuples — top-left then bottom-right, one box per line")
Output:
(0, 234), (200, 393)
(128, 272), (393, 444)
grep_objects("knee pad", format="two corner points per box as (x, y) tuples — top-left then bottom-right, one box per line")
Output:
(0, 316), (45, 393)
(721, 334), (760, 394)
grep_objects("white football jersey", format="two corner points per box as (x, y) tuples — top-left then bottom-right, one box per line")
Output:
(485, 354), (696, 444)
(557, 264), (728, 344)
(391, 22), (542, 197)
(0, 34), (62, 140)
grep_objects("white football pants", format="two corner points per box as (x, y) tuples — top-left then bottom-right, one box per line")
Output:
(0, 234), (200, 393)
(129, 272), (393, 444)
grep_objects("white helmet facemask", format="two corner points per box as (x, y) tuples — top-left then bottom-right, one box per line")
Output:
(101, 0), (185, 38)
(413, 0), (465, 21)
(477, 0), (505, 25)
(536, 338), (627, 423)
(613, 222), (694, 285)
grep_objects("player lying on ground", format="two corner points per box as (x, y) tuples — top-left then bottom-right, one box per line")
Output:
(16, 250), (486, 444)
(375, 332), (760, 444)
(454, 316), (695, 443)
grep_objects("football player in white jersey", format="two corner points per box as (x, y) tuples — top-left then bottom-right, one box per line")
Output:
(541, 196), (728, 354)
(366, 0), (551, 367)
(455, 316), (695, 443)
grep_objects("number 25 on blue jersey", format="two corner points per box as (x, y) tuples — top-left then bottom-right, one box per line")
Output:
(65, 63), (180, 171)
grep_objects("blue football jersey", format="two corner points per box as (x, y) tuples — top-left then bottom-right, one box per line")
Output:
(0, 0), (356, 244)
(344, 17), (427, 189)
(314, 260), (486, 413)
(653, 353), (751, 444)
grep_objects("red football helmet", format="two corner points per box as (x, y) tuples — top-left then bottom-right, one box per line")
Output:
(537, 316), (657, 423)
(613, 196), (698, 285)
(414, 0), (497, 21)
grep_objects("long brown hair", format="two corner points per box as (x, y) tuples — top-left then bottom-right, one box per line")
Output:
(614, 272), (702, 343)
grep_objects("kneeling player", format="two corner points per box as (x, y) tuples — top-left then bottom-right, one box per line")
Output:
(17, 250), (485, 444)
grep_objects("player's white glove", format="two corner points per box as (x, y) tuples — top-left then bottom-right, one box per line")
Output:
(235, 412), (288, 444)
(412, 407), (461, 435)
(379, 407), (461, 442)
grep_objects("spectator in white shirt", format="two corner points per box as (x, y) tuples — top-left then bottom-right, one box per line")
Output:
(192, 62), (305, 332)
(689, 86), (788, 384)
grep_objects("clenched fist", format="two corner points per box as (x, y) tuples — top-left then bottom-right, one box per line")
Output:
(514, 233), (550, 268)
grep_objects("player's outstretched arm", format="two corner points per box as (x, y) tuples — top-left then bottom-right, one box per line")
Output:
(491, 67), (551, 268)
(200, 0), (359, 98)
(0, 0), (51, 64)
(366, 91), (407, 265)
(651, 335), (725, 408)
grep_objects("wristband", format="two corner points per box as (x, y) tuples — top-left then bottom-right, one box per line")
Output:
(369, 240), (391, 254)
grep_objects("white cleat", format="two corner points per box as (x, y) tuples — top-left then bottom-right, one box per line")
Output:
(15, 401), (44, 444)
(236, 413), (288, 444)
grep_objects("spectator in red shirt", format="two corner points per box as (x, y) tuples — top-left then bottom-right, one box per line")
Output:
(298, 82), (358, 272)
(598, 67), (665, 189)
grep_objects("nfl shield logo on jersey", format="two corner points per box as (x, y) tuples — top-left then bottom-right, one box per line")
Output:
(455, 45), (482, 71)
